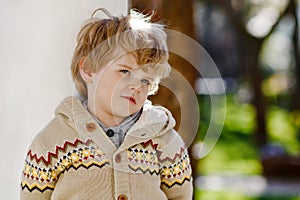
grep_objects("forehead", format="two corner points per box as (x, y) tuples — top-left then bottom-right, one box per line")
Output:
(114, 52), (139, 69)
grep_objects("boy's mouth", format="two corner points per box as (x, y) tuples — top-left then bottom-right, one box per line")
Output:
(121, 96), (136, 105)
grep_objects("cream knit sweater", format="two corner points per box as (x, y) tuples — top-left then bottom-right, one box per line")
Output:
(20, 97), (193, 200)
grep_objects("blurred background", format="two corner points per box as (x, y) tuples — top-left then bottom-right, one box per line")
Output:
(130, 0), (300, 199)
(2, 0), (300, 199)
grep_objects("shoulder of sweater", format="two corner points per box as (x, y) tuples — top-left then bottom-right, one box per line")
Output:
(154, 128), (186, 148)
(27, 115), (80, 161)
(152, 129), (189, 164)
(154, 129), (187, 152)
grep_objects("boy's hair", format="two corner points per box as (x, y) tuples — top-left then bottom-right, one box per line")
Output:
(71, 8), (171, 98)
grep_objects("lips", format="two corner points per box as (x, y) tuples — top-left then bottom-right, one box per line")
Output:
(121, 96), (136, 104)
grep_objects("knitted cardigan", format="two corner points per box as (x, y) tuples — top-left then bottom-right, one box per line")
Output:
(20, 96), (193, 200)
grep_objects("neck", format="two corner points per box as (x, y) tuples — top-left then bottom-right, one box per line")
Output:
(96, 114), (124, 127)
(86, 101), (124, 127)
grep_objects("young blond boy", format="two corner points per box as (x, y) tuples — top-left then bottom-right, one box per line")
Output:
(20, 9), (193, 200)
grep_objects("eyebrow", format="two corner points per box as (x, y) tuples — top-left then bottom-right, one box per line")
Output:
(119, 64), (133, 70)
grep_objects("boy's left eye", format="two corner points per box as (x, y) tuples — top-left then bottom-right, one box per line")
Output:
(141, 79), (150, 85)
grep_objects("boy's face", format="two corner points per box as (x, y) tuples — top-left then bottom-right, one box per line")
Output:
(88, 52), (154, 125)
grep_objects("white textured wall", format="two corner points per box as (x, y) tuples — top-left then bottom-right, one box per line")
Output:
(0, 1), (127, 198)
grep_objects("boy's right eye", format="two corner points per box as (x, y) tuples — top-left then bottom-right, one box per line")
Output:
(120, 69), (131, 75)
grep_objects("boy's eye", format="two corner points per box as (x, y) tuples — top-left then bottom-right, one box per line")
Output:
(120, 69), (130, 75)
(141, 79), (150, 85)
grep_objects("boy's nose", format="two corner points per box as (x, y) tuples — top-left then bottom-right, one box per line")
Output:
(128, 78), (142, 92)
(129, 83), (141, 93)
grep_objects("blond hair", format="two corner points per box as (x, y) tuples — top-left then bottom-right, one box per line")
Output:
(71, 8), (171, 98)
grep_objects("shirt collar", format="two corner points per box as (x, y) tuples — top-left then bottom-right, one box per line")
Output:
(82, 99), (142, 134)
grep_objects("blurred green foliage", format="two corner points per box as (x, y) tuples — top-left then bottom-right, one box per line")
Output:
(198, 95), (261, 175)
(195, 94), (300, 199)
(195, 189), (299, 200)
(198, 94), (299, 174)
(267, 106), (300, 154)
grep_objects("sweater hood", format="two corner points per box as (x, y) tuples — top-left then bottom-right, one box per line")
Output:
(55, 97), (176, 139)
(129, 100), (176, 137)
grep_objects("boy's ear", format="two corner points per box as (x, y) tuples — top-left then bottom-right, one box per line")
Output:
(79, 57), (93, 83)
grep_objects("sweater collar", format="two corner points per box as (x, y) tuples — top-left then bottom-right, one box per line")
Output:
(55, 96), (176, 151)
(81, 99), (142, 134)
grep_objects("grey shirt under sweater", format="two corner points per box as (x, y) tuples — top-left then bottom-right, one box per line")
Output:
(82, 100), (142, 148)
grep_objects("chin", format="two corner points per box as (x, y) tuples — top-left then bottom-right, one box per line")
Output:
(113, 107), (139, 117)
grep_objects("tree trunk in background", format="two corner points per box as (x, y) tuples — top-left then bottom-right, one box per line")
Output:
(209, 0), (268, 148)
(241, 36), (267, 147)
(290, 0), (300, 111)
(131, 0), (199, 195)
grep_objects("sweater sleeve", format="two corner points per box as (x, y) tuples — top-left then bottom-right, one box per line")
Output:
(20, 139), (57, 200)
(19, 123), (65, 200)
(158, 129), (193, 200)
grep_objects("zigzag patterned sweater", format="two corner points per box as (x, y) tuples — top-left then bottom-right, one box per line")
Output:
(20, 96), (193, 200)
